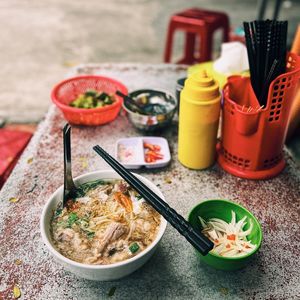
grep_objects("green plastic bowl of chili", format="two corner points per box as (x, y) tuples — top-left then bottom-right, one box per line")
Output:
(188, 199), (263, 271)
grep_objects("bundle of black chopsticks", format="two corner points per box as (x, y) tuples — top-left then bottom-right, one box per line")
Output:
(243, 20), (288, 106)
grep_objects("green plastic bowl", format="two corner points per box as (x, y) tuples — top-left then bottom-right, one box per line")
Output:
(188, 199), (263, 271)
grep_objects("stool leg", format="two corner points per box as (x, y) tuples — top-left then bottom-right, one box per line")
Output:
(222, 19), (230, 42)
(182, 32), (196, 64)
(164, 25), (175, 63)
(198, 31), (213, 62)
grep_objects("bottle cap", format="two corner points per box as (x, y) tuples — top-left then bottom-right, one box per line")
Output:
(184, 70), (220, 101)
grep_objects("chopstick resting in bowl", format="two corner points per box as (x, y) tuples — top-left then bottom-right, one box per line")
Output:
(93, 145), (214, 256)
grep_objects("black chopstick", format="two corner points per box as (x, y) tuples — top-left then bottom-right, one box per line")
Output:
(93, 145), (214, 256)
(260, 59), (279, 106)
(244, 20), (288, 107)
(244, 22), (257, 95)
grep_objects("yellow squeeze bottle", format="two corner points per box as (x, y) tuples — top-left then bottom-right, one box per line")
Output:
(178, 70), (221, 169)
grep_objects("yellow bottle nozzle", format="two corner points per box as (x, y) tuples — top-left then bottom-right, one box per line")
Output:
(190, 70), (216, 87)
(185, 70), (220, 101)
(199, 70), (208, 77)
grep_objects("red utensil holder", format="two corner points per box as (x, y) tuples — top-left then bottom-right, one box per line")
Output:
(218, 53), (300, 179)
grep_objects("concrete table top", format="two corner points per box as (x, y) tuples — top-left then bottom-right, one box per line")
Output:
(0, 64), (299, 300)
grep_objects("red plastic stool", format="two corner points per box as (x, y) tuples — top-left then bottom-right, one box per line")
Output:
(164, 8), (230, 64)
(0, 129), (32, 188)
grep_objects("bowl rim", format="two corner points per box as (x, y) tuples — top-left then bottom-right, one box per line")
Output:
(40, 170), (167, 270)
(188, 199), (263, 260)
(51, 75), (128, 114)
(122, 88), (177, 117)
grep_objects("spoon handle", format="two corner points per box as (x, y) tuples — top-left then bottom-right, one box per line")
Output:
(63, 123), (76, 206)
(116, 90), (144, 113)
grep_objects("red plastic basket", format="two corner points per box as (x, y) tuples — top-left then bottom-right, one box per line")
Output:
(51, 75), (128, 126)
(218, 53), (300, 179)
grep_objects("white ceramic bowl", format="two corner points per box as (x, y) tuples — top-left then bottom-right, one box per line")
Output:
(40, 170), (167, 281)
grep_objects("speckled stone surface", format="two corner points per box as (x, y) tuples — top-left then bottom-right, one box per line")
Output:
(0, 64), (300, 300)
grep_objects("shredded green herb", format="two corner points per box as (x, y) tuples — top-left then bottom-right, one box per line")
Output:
(67, 212), (79, 227)
(75, 179), (108, 197)
(129, 242), (140, 253)
(86, 231), (95, 239)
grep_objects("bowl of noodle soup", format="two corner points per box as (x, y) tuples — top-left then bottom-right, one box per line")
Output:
(40, 170), (167, 281)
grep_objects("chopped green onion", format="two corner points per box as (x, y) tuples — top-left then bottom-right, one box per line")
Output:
(67, 212), (78, 227)
(129, 242), (140, 253)
(76, 179), (107, 197)
(86, 231), (95, 239)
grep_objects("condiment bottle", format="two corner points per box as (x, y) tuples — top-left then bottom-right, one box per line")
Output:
(178, 70), (221, 169)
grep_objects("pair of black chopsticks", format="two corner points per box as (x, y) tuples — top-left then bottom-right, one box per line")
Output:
(243, 20), (288, 106)
(93, 145), (214, 256)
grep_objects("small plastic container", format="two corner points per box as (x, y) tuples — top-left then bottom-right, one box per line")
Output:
(115, 137), (171, 169)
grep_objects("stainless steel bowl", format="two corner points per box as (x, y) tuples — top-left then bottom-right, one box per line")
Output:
(123, 89), (177, 131)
